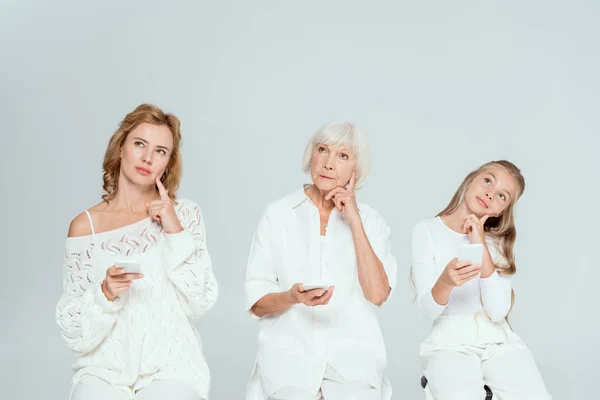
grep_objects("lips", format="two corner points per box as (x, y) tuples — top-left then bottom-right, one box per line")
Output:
(476, 196), (488, 208)
(320, 175), (334, 180)
(136, 167), (151, 176)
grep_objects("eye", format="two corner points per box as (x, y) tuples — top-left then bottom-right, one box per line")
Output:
(484, 177), (491, 185)
(499, 193), (506, 201)
(318, 146), (327, 153)
(156, 149), (167, 155)
(340, 153), (348, 160)
(135, 141), (144, 147)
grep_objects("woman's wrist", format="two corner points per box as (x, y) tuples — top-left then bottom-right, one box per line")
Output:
(101, 280), (116, 302)
(432, 278), (452, 305)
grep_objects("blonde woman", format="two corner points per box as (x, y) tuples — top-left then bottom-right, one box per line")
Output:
(245, 123), (397, 400)
(56, 104), (218, 400)
(411, 160), (551, 400)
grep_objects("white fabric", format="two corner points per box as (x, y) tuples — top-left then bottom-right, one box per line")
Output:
(267, 365), (383, 400)
(411, 217), (512, 322)
(412, 217), (551, 399)
(244, 187), (397, 398)
(71, 376), (203, 400)
(56, 199), (218, 400)
(420, 313), (551, 400)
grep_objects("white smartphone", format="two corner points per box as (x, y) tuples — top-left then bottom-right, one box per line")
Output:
(458, 244), (484, 265)
(114, 260), (143, 274)
(302, 283), (329, 292)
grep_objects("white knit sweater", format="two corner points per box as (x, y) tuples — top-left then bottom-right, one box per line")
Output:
(56, 199), (218, 399)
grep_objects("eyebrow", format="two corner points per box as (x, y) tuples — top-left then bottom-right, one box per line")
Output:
(317, 143), (351, 153)
(133, 137), (171, 151)
(488, 172), (513, 201)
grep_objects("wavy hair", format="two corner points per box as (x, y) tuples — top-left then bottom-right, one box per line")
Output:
(101, 104), (182, 203)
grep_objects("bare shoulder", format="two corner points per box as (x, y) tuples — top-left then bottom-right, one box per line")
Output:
(67, 201), (106, 238)
(68, 213), (92, 237)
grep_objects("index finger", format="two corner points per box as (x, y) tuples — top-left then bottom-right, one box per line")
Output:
(348, 170), (356, 192)
(455, 260), (472, 269)
(325, 187), (342, 201)
(480, 214), (490, 225)
(108, 266), (124, 276)
(155, 175), (169, 200)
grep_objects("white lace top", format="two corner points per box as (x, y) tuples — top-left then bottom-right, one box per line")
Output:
(56, 199), (218, 399)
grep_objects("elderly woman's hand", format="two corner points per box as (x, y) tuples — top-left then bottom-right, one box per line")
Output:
(289, 283), (335, 306)
(325, 171), (361, 227)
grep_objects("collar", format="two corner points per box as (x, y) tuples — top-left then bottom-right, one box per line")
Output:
(288, 185), (312, 209)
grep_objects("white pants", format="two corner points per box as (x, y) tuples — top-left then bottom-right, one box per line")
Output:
(71, 377), (203, 400)
(268, 365), (382, 400)
(420, 313), (551, 400)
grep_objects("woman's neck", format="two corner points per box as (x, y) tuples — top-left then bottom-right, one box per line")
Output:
(107, 175), (159, 213)
(305, 184), (335, 214)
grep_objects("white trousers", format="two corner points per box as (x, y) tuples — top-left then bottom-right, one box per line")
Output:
(70, 377), (203, 400)
(420, 313), (551, 400)
(267, 365), (382, 400)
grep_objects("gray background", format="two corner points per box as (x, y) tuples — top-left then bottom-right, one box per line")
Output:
(1, 1), (598, 399)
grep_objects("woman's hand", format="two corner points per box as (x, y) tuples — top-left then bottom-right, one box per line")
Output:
(325, 171), (361, 227)
(149, 176), (183, 234)
(289, 283), (335, 306)
(439, 257), (482, 287)
(101, 266), (143, 301)
(463, 214), (489, 245)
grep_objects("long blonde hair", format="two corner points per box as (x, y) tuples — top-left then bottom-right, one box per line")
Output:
(440, 160), (525, 317)
(438, 160), (525, 277)
(101, 104), (183, 203)
(409, 160), (525, 318)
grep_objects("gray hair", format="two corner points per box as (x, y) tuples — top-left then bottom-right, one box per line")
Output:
(301, 122), (371, 189)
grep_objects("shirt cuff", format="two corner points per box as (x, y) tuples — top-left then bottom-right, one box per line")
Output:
(244, 281), (281, 316)
(93, 282), (124, 312)
(419, 289), (446, 320)
(479, 270), (499, 285)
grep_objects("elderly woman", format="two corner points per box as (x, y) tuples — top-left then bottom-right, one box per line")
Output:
(244, 123), (397, 400)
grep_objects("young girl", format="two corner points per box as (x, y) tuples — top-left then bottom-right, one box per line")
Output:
(56, 104), (218, 400)
(411, 160), (551, 400)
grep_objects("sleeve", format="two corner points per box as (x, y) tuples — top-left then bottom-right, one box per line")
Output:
(55, 240), (123, 354)
(411, 221), (446, 320)
(162, 200), (218, 320)
(244, 209), (281, 316)
(363, 208), (398, 294)
(480, 240), (512, 322)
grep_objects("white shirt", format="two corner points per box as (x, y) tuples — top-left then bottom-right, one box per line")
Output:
(56, 199), (218, 399)
(244, 187), (397, 396)
(411, 217), (512, 323)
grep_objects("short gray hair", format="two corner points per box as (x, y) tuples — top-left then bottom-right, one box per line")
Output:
(301, 122), (371, 189)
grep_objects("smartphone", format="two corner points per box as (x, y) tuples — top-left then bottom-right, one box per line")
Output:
(302, 283), (329, 292)
(458, 244), (484, 265)
(114, 260), (143, 274)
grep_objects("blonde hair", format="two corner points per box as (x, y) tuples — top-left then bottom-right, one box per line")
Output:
(301, 122), (371, 189)
(101, 104), (183, 203)
(439, 160), (525, 318)
(409, 160), (525, 320)
(438, 160), (525, 277)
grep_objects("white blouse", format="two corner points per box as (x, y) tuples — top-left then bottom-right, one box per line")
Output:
(411, 217), (513, 322)
(56, 199), (218, 399)
(244, 187), (397, 397)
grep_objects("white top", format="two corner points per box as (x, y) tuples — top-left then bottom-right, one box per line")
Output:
(411, 217), (512, 323)
(56, 199), (218, 399)
(244, 187), (398, 396)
